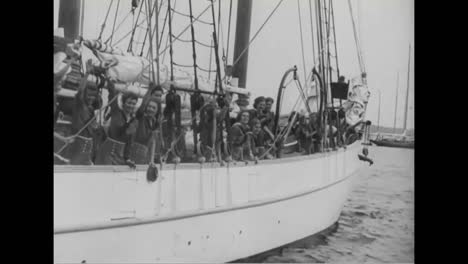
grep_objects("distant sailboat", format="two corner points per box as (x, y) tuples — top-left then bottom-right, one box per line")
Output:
(371, 44), (413, 149)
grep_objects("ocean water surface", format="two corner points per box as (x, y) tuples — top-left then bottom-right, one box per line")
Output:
(236, 146), (414, 263)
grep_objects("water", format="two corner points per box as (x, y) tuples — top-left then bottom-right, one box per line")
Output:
(236, 146), (414, 263)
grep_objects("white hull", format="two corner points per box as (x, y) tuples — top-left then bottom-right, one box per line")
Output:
(54, 141), (364, 263)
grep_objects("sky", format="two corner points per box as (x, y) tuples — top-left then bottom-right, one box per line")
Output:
(54, 0), (414, 129)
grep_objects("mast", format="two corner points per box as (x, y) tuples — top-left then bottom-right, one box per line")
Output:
(58, 0), (82, 40)
(232, 0), (252, 106)
(393, 72), (399, 133)
(377, 90), (381, 132)
(403, 44), (411, 133)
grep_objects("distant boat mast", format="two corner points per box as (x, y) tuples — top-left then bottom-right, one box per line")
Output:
(377, 90), (381, 132)
(403, 44), (411, 133)
(393, 72), (399, 133)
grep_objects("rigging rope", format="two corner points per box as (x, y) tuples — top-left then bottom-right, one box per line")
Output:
(228, 0), (285, 77)
(195, 39), (214, 48)
(128, 0), (144, 52)
(225, 0), (233, 65)
(98, 0), (114, 40)
(169, 34), (213, 48)
(144, 0), (155, 82)
(139, 0), (158, 57)
(158, 0), (170, 50)
(209, 0), (223, 94)
(105, 10), (133, 45)
(161, 0), (176, 65)
(114, 17), (148, 46)
(217, 0), (221, 43)
(308, 0), (316, 64)
(347, 0), (365, 74)
(138, 1), (216, 76)
(217, 10), (227, 71)
(173, 62), (193, 68)
(108, 0), (121, 46)
(297, 0), (308, 86)
(197, 65), (217, 73)
(208, 36), (213, 80)
(171, 8), (213, 25)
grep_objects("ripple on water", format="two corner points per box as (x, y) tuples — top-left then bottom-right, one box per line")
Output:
(234, 147), (414, 263)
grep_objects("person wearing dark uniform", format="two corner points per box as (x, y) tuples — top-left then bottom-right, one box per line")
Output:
(95, 82), (138, 165)
(264, 97), (275, 125)
(68, 75), (102, 165)
(127, 86), (161, 164)
(249, 118), (273, 159)
(295, 114), (317, 155)
(162, 86), (186, 162)
(250, 96), (266, 121)
(199, 98), (218, 161)
(263, 97), (275, 140)
(229, 110), (253, 161)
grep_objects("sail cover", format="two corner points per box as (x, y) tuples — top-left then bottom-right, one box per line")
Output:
(81, 39), (250, 96)
(343, 76), (370, 126)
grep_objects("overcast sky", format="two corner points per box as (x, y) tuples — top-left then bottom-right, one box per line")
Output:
(54, 0), (414, 129)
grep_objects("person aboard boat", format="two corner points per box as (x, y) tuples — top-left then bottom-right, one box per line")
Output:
(326, 109), (339, 150)
(199, 97), (219, 161)
(215, 94), (233, 161)
(296, 113), (317, 155)
(264, 97), (275, 130)
(227, 93), (241, 125)
(250, 96), (266, 121)
(249, 118), (273, 159)
(127, 84), (162, 164)
(95, 81), (138, 166)
(162, 86), (185, 162)
(229, 110), (254, 161)
(68, 75), (102, 165)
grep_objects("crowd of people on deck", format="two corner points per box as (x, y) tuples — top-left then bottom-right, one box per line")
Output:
(54, 49), (357, 167)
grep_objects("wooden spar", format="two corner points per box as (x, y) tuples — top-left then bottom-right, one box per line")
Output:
(232, 0), (252, 106)
(56, 81), (251, 99)
(403, 44), (411, 132)
(316, 0), (326, 150)
(58, 0), (81, 40)
(393, 72), (399, 133)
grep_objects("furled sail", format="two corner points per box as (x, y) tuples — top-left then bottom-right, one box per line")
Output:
(343, 75), (370, 126)
(82, 39), (249, 94)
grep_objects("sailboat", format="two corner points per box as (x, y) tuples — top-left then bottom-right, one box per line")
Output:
(54, 0), (372, 262)
(371, 45), (414, 149)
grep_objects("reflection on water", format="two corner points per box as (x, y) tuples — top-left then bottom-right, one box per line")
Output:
(235, 146), (414, 263)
